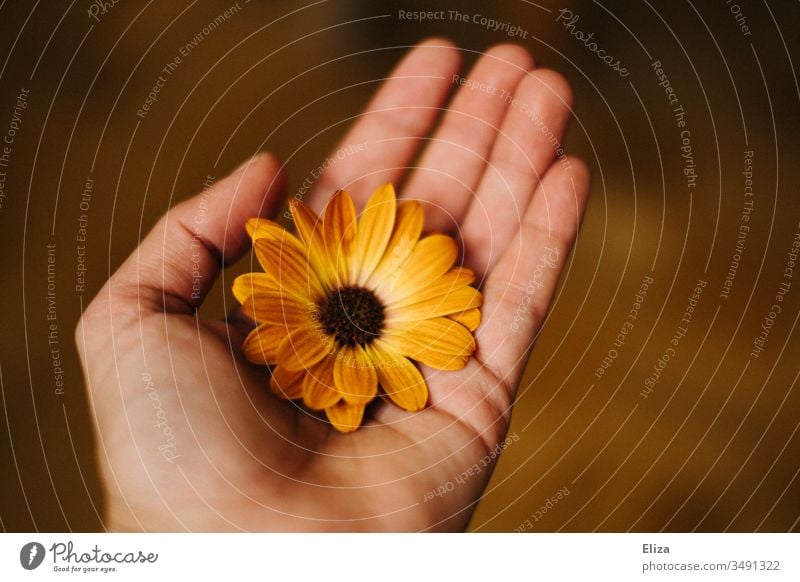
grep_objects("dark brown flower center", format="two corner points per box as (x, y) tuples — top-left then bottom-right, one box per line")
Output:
(316, 286), (385, 347)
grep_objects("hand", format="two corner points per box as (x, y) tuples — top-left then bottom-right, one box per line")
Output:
(76, 38), (589, 531)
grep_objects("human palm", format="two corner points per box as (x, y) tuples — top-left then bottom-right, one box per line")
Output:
(77, 39), (589, 531)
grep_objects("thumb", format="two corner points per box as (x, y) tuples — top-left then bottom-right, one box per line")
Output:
(105, 152), (286, 314)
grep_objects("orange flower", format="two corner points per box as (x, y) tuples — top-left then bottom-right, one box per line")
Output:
(233, 184), (481, 432)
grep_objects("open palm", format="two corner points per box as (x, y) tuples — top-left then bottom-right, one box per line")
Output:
(76, 39), (589, 531)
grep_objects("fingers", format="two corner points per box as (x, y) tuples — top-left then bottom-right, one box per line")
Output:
(404, 44), (534, 232)
(306, 38), (461, 212)
(107, 153), (286, 314)
(461, 69), (575, 275)
(477, 157), (590, 392)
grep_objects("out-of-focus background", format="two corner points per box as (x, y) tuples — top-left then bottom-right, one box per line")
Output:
(1, 0), (798, 532)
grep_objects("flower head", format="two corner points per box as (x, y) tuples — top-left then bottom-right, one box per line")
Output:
(233, 184), (482, 432)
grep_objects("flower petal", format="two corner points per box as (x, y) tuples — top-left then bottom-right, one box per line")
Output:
(241, 294), (313, 327)
(333, 344), (378, 405)
(376, 234), (458, 303)
(322, 190), (357, 285)
(367, 342), (428, 411)
(405, 352), (468, 371)
(278, 325), (334, 371)
(254, 236), (324, 301)
(246, 217), (286, 241)
(382, 317), (475, 371)
(388, 267), (475, 307)
(233, 276), (314, 326)
(290, 199), (336, 289)
(350, 183), (397, 285)
(243, 323), (286, 365)
(386, 286), (482, 323)
(365, 200), (424, 290)
(302, 356), (340, 410)
(232, 273), (278, 304)
(448, 308), (482, 331)
(325, 401), (365, 433)
(270, 366), (304, 400)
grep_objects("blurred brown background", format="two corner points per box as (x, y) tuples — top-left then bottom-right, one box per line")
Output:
(1, 0), (798, 532)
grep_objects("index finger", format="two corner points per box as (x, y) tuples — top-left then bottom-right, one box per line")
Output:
(306, 38), (461, 211)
